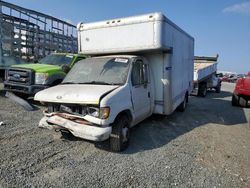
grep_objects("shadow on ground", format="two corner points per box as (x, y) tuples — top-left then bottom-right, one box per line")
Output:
(123, 90), (248, 154)
(60, 90), (248, 153)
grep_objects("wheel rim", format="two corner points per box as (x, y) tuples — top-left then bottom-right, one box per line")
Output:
(122, 126), (129, 143)
(203, 88), (207, 96)
(183, 98), (186, 109)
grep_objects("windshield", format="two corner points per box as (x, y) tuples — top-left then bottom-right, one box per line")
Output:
(0, 56), (29, 67)
(62, 57), (131, 85)
(39, 54), (73, 65)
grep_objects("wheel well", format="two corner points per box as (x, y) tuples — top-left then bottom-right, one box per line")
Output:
(51, 79), (63, 86)
(185, 91), (189, 103)
(115, 110), (132, 124)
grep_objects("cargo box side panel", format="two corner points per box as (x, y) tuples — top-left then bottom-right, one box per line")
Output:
(144, 53), (165, 114)
(163, 22), (194, 114)
(79, 22), (160, 54)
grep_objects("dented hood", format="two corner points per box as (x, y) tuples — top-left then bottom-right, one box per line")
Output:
(34, 84), (119, 104)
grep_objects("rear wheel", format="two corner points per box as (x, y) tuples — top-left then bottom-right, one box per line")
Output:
(199, 84), (207, 97)
(231, 94), (239, 106)
(110, 115), (130, 152)
(215, 84), (221, 93)
(177, 94), (188, 112)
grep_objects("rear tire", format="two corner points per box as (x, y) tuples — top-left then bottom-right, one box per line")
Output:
(110, 115), (130, 152)
(215, 84), (221, 93)
(232, 94), (239, 106)
(177, 94), (188, 112)
(199, 84), (207, 97)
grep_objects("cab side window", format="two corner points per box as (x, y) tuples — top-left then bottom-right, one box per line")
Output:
(131, 60), (146, 86)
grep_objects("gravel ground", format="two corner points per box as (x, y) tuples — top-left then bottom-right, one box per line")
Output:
(0, 82), (249, 187)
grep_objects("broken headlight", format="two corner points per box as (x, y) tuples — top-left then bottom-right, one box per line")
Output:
(88, 107), (110, 119)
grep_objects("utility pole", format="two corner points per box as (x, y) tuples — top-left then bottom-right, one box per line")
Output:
(0, 1), (3, 62)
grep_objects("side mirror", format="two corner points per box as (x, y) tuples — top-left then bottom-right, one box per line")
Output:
(62, 64), (70, 73)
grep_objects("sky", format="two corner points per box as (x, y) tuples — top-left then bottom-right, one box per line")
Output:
(3, 0), (250, 73)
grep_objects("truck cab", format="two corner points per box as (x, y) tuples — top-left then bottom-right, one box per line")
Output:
(4, 53), (85, 96)
(35, 55), (154, 151)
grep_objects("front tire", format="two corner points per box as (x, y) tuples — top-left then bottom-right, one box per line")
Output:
(110, 115), (130, 152)
(232, 94), (239, 106)
(239, 97), (247, 107)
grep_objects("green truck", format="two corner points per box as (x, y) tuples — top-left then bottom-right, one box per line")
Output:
(4, 53), (85, 96)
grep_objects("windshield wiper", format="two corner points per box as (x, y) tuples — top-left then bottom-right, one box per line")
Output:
(61, 82), (77, 85)
(79, 81), (115, 85)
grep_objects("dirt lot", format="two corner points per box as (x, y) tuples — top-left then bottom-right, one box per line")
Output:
(0, 82), (249, 187)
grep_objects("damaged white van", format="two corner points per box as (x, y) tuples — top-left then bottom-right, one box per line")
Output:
(35, 12), (194, 151)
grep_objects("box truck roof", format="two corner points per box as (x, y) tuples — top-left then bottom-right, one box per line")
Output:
(77, 12), (194, 55)
(77, 12), (193, 41)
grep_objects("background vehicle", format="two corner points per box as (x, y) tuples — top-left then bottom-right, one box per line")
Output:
(0, 1), (77, 80)
(0, 56), (30, 81)
(35, 13), (194, 151)
(227, 74), (238, 83)
(192, 55), (221, 97)
(4, 53), (85, 96)
(232, 71), (250, 107)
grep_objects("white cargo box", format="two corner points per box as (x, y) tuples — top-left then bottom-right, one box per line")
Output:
(77, 12), (192, 55)
(77, 13), (194, 115)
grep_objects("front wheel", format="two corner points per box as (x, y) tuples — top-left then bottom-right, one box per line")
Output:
(231, 94), (239, 106)
(110, 115), (130, 152)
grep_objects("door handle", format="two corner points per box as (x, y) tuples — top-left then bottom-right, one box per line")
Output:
(148, 92), (150, 98)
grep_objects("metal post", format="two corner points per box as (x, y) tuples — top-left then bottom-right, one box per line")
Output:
(0, 1), (3, 60)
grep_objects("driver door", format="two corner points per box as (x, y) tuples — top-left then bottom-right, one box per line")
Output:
(130, 59), (151, 123)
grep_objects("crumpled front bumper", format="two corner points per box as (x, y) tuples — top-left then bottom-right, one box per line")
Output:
(39, 115), (112, 141)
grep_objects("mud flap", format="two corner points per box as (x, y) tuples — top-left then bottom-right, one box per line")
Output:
(5, 92), (37, 111)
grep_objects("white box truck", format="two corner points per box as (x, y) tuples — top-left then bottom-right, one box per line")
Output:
(34, 13), (194, 151)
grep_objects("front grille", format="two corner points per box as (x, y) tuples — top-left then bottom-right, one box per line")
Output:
(7, 68), (34, 85)
(48, 103), (88, 116)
